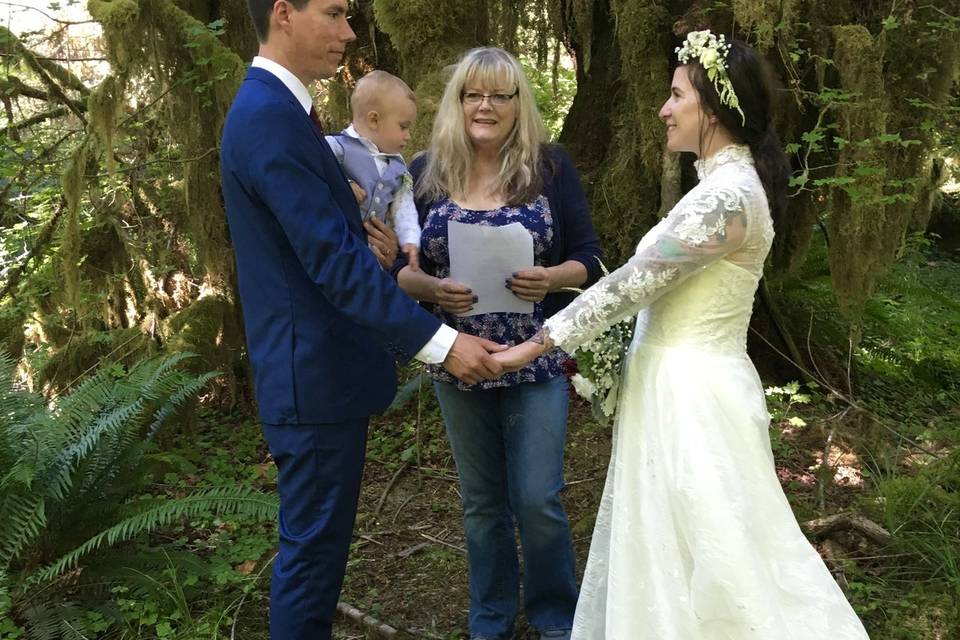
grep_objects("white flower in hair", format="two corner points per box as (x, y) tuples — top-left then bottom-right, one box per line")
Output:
(676, 29), (746, 125)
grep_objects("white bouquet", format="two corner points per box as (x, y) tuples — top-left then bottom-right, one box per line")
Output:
(569, 316), (634, 425)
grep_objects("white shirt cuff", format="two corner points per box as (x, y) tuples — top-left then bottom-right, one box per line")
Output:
(414, 323), (457, 364)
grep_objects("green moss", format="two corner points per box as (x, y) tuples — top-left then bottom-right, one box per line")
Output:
(60, 139), (91, 311)
(0, 305), (26, 360)
(87, 0), (244, 284)
(732, 0), (799, 51)
(87, 75), (124, 170)
(570, 0), (595, 72)
(827, 25), (889, 312)
(37, 327), (155, 392)
(589, 0), (671, 264)
(164, 295), (242, 405)
(374, 0), (485, 86)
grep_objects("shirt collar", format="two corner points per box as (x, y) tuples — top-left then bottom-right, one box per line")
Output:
(252, 56), (313, 114)
(342, 124), (404, 160)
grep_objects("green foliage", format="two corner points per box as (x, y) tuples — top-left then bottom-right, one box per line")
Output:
(0, 352), (278, 639)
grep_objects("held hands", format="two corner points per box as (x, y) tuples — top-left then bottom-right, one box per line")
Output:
(443, 333), (508, 385)
(491, 339), (546, 373)
(506, 266), (552, 302)
(364, 218), (398, 269)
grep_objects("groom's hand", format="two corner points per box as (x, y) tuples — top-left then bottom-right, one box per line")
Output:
(364, 218), (398, 268)
(443, 333), (507, 385)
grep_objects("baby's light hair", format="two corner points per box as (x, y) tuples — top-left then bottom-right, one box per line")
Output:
(350, 70), (416, 121)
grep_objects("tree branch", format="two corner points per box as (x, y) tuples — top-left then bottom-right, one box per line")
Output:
(4, 106), (69, 134)
(0, 197), (66, 301)
(0, 2), (98, 26)
(0, 74), (49, 101)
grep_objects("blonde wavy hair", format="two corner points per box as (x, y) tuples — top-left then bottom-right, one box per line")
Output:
(417, 47), (550, 206)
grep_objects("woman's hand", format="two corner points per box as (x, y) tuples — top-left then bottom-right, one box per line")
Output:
(492, 340), (546, 373)
(434, 278), (477, 314)
(364, 218), (398, 268)
(506, 266), (553, 302)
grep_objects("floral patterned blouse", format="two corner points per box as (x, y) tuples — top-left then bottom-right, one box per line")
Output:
(422, 195), (569, 390)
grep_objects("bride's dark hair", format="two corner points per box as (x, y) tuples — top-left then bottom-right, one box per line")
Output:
(686, 39), (792, 228)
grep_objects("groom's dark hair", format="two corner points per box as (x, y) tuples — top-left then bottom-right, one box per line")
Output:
(247, 0), (311, 43)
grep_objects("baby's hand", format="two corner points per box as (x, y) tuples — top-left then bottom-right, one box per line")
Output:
(349, 181), (366, 204)
(402, 244), (420, 271)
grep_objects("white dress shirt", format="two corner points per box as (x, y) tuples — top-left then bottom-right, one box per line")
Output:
(250, 56), (456, 364)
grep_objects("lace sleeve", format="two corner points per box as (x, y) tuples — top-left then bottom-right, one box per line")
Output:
(543, 182), (750, 354)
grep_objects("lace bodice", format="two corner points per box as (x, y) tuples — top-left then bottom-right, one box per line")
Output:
(545, 145), (773, 354)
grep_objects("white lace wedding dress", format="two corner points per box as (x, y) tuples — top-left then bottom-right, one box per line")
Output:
(544, 145), (870, 639)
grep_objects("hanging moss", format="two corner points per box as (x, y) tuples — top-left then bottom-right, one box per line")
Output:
(60, 139), (91, 311)
(88, 0), (245, 286)
(87, 75), (124, 170)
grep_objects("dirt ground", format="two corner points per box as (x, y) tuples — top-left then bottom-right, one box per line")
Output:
(335, 394), (611, 640)
(329, 388), (865, 639)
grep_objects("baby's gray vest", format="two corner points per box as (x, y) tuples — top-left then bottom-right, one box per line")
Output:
(327, 132), (407, 223)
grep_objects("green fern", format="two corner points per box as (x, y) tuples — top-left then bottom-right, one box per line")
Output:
(29, 486), (278, 585)
(0, 351), (277, 639)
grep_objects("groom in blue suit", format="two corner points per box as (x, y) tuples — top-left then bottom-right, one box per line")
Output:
(221, 2), (506, 638)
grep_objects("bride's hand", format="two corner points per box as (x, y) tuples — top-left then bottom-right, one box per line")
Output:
(492, 340), (546, 373)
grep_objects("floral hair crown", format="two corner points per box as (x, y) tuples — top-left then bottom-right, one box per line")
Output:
(675, 30), (745, 125)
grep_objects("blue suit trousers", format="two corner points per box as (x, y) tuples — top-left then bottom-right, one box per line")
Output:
(261, 419), (369, 640)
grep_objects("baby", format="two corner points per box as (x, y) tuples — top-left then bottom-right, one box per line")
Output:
(326, 70), (420, 270)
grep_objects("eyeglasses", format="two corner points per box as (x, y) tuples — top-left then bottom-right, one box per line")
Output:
(460, 90), (518, 106)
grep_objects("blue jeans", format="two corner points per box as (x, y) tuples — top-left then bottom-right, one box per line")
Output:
(434, 376), (577, 639)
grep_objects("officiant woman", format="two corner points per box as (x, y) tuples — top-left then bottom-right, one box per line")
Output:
(387, 47), (601, 640)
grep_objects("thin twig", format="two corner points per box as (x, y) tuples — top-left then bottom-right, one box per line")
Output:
(0, 2), (97, 25)
(374, 460), (410, 520)
(391, 493), (416, 524)
(419, 532), (466, 554)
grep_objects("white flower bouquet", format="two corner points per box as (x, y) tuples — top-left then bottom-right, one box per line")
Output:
(569, 316), (634, 425)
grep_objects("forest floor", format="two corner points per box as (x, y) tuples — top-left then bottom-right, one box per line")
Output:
(213, 385), (888, 640)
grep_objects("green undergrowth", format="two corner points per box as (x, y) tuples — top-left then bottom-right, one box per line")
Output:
(767, 235), (960, 638)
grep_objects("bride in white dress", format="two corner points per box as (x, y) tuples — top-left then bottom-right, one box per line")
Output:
(494, 32), (871, 639)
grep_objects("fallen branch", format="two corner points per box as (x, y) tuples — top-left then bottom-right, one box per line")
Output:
(802, 513), (892, 546)
(419, 532), (466, 554)
(393, 541), (430, 560)
(336, 601), (397, 638)
(374, 460), (410, 520)
(820, 538), (850, 590)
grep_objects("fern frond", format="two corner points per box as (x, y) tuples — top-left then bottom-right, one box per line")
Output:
(146, 370), (219, 440)
(0, 492), (46, 569)
(28, 487), (278, 585)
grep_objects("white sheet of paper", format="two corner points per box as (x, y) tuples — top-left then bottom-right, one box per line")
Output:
(447, 220), (534, 317)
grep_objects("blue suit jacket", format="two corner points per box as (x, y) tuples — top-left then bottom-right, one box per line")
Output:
(220, 67), (441, 424)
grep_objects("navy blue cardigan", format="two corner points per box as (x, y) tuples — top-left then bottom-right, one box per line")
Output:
(393, 145), (602, 319)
